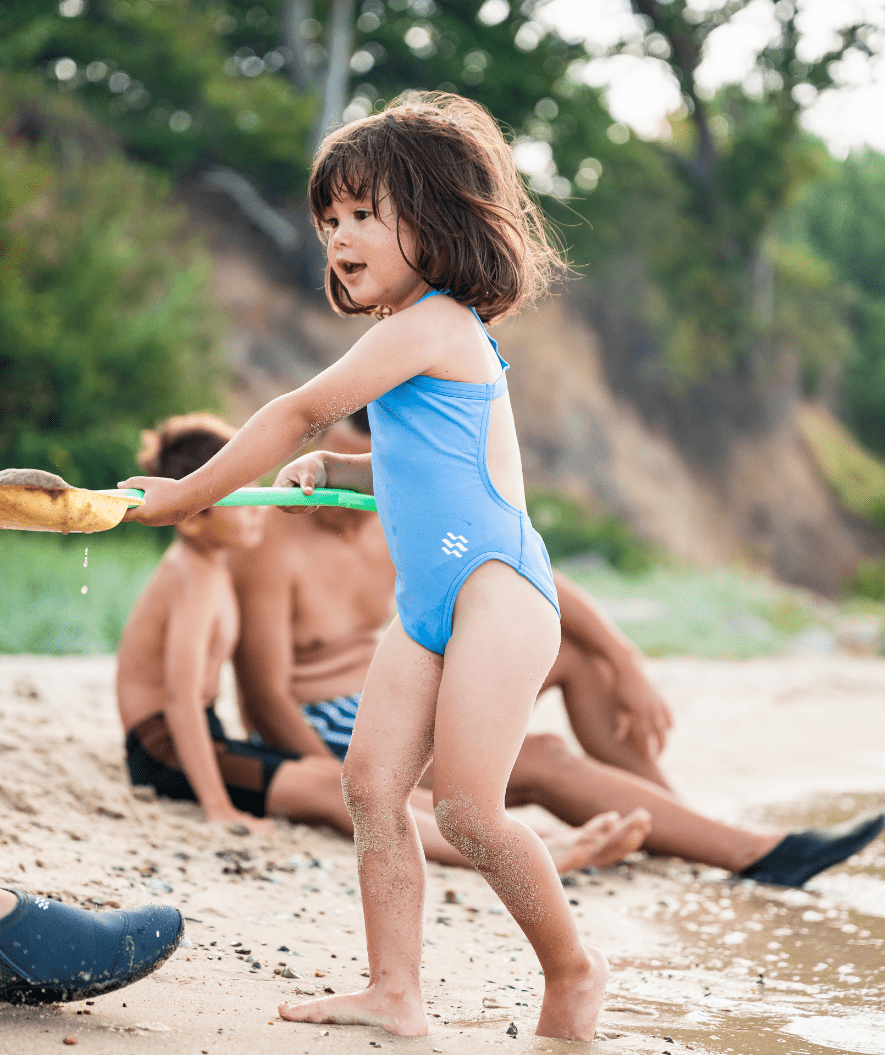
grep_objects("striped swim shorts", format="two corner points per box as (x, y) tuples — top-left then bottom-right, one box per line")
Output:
(302, 694), (360, 761)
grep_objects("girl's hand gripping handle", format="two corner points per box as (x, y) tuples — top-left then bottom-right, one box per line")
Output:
(272, 452), (330, 516)
(118, 476), (188, 526)
(272, 450), (373, 515)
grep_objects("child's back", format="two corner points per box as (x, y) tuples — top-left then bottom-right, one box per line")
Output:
(116, 533), (240, 732)
(116, 414), (280, 834)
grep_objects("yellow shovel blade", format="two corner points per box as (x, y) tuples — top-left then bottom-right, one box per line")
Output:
(0, 486), (145, 534)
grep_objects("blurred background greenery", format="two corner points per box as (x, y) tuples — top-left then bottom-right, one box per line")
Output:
(3, 0), (885, 653)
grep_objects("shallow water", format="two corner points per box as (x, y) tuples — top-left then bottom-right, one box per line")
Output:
(602, 792), (885, 1055)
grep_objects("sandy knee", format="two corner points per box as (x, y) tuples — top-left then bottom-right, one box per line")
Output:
(342, 757), (416, 841)
(434, 795), (505, 861)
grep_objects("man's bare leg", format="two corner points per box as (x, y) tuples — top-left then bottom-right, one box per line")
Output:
(506, 733), (782, 872)
(541, 809), (652, 872)
(409, 784), (648, 871)
(279, 619), (441, 1036)
(266, 755), (355, 830)
(269, 749), (646, 872)
(543, 634), (675, 790)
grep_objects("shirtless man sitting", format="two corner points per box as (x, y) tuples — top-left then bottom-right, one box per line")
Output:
(229, 414), (885, 887)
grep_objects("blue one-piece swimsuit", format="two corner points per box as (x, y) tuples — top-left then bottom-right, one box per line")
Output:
(367, 290), (560, 655)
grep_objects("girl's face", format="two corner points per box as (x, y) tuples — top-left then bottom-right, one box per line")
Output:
(322, 192), (428, 314)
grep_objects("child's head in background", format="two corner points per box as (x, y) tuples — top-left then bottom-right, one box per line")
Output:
(138, 414), (265, 552)
(309, 91), (564, 323)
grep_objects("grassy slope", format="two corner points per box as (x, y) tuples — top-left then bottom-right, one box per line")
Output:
(799, 402), (885, 526)
(0, 528), (163, 654)
(562, 559), (816, 659)
(0, 527), (827, 659)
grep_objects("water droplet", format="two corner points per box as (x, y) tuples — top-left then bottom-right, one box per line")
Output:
(80, 585), (88, 595)
(83, 547), (88, 568)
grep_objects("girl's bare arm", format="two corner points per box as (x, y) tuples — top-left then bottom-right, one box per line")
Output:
(120, 307), (442, 526)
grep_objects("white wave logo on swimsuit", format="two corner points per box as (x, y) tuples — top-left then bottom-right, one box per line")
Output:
(441, 532), (468, 558)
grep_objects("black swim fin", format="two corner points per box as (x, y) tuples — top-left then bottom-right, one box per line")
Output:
(736, 812), (885, 888)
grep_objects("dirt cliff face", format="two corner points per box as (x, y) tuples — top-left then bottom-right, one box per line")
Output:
(493, 298), (883, 595)
(204, 238), (880, 597)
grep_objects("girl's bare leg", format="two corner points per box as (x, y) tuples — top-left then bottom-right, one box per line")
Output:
(279, 618), (442, 1036)
(432, 561), (607, 1042)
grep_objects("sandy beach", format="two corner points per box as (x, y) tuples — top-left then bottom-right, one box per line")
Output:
(2, 653), (885, 1055)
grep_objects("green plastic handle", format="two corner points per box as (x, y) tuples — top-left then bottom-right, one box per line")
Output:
(122, 486), (376, 512)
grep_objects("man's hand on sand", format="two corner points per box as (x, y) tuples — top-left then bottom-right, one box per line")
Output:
(205, 807), (277, 838)
(612, 662), (674, 760)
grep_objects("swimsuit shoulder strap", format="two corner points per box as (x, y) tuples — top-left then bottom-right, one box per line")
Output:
(415, 290), (508, 371)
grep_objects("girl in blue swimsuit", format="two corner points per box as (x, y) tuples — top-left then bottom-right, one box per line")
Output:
(123, 93), (608, 1042)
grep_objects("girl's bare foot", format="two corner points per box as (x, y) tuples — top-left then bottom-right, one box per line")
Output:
(536, 944), (609, 1042)
(545, 809), (652, 874)
(278, 986), (428, 1037)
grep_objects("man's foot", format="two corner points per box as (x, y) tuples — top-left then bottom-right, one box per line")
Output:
(536, 944), (609, 1042)
(736, 812), (885, 888)
(278, 985), (428, 1036)
(545, 809), (652, 874)
(0, 890), (183, 1004)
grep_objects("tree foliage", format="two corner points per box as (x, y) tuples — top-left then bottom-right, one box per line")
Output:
(0, 90), (221, 488)
(602, 0), (875, 381)
(0, 0), (314, 195)
(797, 153), (885, 456)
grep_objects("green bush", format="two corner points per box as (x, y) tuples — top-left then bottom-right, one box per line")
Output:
(798, 404), (885, 534)
(526, 489), (656, 573)
(0, 127), (223, 488)
(850, 558), (885, 602)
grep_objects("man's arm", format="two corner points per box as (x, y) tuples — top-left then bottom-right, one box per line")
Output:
(552, 570), (673, 758)
(232, 554), (336, 759)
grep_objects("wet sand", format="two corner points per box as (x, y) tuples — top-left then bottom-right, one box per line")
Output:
(1, 654), (884, 1054)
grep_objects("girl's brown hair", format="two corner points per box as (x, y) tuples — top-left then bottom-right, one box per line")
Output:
(309, 92), (564, 323)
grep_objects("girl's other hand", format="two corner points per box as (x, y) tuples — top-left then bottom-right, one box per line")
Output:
(273, 453), (328, 515)
(118, 475), (188, 526)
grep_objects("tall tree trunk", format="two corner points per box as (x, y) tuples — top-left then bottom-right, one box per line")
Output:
(283, 0), (314, 92)
(314, 0), (356, 149)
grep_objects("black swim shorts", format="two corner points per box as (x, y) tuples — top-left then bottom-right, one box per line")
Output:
(125, 707), (299, 817)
